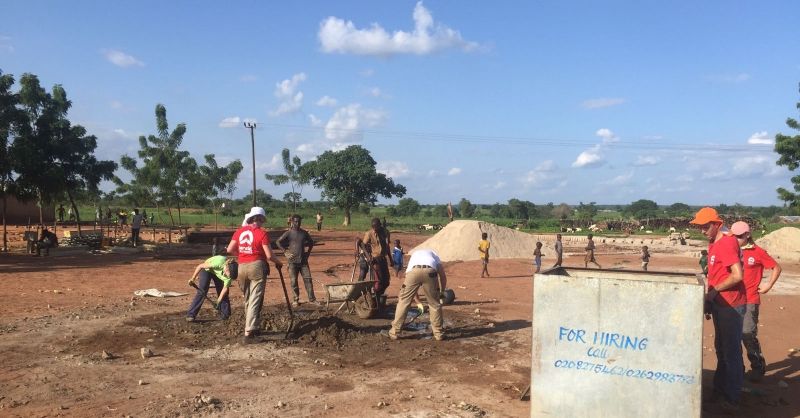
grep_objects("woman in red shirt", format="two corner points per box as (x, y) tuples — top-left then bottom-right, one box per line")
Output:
(226, 207), (282, 343)
(731, 221), (782, 382)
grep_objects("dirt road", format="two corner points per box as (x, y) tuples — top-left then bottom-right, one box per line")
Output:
(1, 229), (798, 417)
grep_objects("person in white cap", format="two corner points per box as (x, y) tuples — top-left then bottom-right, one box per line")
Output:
(731, 221), (782, 382)
(226, 207), (282, 343)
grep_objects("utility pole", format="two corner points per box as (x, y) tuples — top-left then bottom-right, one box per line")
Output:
(244, 122), (257, 207)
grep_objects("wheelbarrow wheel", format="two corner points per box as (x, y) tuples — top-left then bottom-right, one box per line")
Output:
(354, 293), (377, 319)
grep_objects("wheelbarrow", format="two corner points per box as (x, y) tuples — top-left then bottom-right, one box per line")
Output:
(324, 280), (378, 319)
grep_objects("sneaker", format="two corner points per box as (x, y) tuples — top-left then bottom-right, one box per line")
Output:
(434, 334), (445, 341)
(291, 301), (300, 308)
(380, 330), (398, 340)
(242, 334), (258, 345)
(185, 317), (196, 323)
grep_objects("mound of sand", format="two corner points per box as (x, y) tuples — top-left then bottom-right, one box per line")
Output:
(412, 220), (538, 262)
(756, 227), (800, 261)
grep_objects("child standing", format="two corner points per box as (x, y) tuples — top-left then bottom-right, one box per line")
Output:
(641, 245), (650, 271)
(699, 249), (708, 276)
(392, 239), (404, 278)
(478, 232), (491, 277)
(533, 241), (544, 273)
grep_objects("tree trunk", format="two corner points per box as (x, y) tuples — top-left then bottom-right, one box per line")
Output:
(1, 190), (7, 252)
(167, 206), (175, 226)
(65, 188), (82, 234)
(177, 201), (182, 226)
(343, 207), (351, 226)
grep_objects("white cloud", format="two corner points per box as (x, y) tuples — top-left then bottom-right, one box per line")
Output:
(0, 36), (14, 53)
(642, 135), (664, 141)
(256, 153), (282, 171)
(308, 114), (323, 127)
(324, 103), (387, 142)
(732, 155), (783, 178)
(240, 74), (258, 82)
(218, 116), (257, 128)
(493, 181), (506, 189)
(427, 169), (441, 177)
(701, 171), (727, 180)
(377, 161), (410, 178)
(318, 1), (478, 56)
(747, 131), (773, 145)
(103, 49), (144, 67)
(111, 128), (136, 140)
(316, 95), (338, 107)
(596, 128), (619, 144)
(602, 171), (634, 186)
(521, 160), (565, 187)
(447, 167), (462, 176)
(709, 73), (751, 83)
(572, 145), (604, 168)
(633, 155), (660, 166)
(270, 73), (307, 116)
(581, 98), (626, 109)
(368, 87), (387, 98)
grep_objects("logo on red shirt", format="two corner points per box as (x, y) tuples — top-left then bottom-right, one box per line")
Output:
(746, 256), (755, 266)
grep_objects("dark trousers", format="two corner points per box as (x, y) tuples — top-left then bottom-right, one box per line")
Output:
(316, 222), (322, 231)
(357, 256), (369, 281)
(288, 262), (316, 302)
(372, 256), (391, 297)
(711, 303), (745, 403)
(131, 228), (141, 246)
(187, 270), (231, 320)
(743, 303), (766, 376)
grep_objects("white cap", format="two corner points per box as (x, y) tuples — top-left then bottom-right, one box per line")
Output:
(241, 206), (266, 226)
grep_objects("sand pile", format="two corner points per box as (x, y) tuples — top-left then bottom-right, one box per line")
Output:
(756, 227), (800, 261)
(412, 220), (538, 262)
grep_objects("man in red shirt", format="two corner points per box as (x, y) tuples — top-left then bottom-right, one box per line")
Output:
(731, 221), (782, 382)
(690, 207), (745, 410)
(226, 207), (283, 344)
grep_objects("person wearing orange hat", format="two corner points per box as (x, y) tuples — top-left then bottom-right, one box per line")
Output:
(731, 221), (782, 382)
(689, 207), (745, 410)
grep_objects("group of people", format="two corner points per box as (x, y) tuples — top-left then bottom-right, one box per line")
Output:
(186, 209), (449, 343)
(689, 207), (782, 411)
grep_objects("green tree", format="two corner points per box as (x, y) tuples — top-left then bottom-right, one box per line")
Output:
(0, 70), (21, 250)
(300, 145), (406, 225)
(188, 154), (243, 212)
(117, 104), (197, 225)
(458, 198), (475, 218)
(394, 197), (421, 216)
(265, 148), (307, 211)
(508, 198), (528, 219)
(551, 203), (572, 220)
(575, 201), (597, 223)
(775, 84), (800, 213)
(666, 202), (691, 217)
(626, 199), (659, 220)
(10, 74), (116, 231)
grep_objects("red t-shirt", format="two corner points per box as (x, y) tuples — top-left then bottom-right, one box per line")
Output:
(707, 234), (746, 307)
(232, 224), (269, 264)
(741, 245), (777, 305)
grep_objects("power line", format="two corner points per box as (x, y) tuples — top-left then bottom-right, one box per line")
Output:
(258, 122), (774, 153)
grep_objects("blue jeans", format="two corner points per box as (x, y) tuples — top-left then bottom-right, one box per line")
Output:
(187, 270), (231, 320)
(711, 303), (745, 403)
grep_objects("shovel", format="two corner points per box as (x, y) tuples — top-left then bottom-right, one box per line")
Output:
(188, 281), (220, 311)
(276, 266), (294, 339)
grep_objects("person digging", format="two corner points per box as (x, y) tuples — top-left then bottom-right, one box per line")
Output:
(186, 255), (238, 322)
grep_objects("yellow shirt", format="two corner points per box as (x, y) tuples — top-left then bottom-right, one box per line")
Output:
(478, 239), (490, 259)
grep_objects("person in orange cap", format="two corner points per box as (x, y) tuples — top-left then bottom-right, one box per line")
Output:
(731, 221), (782, 382)
(689, 207), (745, 410)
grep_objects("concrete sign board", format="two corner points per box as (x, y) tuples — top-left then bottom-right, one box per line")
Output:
(531, 267), (704, 418)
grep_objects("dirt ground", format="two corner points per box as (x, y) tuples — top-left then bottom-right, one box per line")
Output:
(1, 228), (798, 417)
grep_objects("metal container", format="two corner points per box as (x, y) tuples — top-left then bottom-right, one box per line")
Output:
(531, 267), (704, 418)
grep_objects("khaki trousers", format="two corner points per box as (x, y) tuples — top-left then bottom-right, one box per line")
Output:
(239, 260), (266, 333)
(390, 266), (443, 339)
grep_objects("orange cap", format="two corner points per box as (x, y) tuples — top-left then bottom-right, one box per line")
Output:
(689, 207), (722, 225)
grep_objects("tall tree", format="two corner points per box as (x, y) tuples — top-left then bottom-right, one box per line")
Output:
(625, 199), (659, 220)
(300, 145), (406, 226)
(394, 197), (421, 216)
(188, 154), (243, 211)
(666, 202), (691, 217)
(458, 198), (475, 218)
(551, 203), (572, 220)
(575, 201), (597, 224)
(775, 84), (800, 214)
(117, 104), (196, 225)
(265, 148), (308, 211)
(0, 71), (21, 250)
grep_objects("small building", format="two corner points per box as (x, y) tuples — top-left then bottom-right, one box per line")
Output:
(1, 196), (55, 224)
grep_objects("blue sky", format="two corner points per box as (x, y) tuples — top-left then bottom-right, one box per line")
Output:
(2, 1), (799, 206)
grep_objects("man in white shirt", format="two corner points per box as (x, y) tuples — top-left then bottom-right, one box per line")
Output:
(131, 209), (144, 247)
(385, 248), (447, 341)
